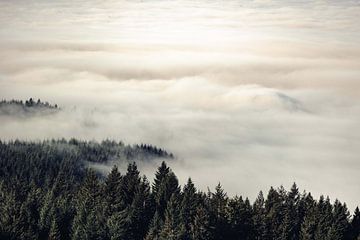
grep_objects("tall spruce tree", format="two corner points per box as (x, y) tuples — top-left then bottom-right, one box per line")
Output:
(209, 183), (229, 240)
(104, 165), (124, 216)
(159, 194), (185, 240)
(264, 187), (284, 240)
(327, 200), (350, 240)
(226, 196), (254, 240)
(350, 207), (360, 240)
(300, 193), (316, 240)
(314, 196), (333, 240)
(71, 169), (108, 240)
(190, 204), (212, 240)
(145, 211), (163, 240)
(107, 207), (133, 240)
(281, 183), (301, 240)
(121, 163), (141, 207)
(253, 191), (266, 240)
(180, 178), (198, 239)
(152, 162), (180, 219)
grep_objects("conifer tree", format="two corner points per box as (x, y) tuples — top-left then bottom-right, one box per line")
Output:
(145, 211), (163, 240)
(18, 183), (42, 240)
(300, 213), (316, 240)
(159, 194), (184, 240)
(152, 162), (180, 219)
(350, 207), (360, 240)
(121, 163), (141, 207)
(281, 183), (301, 240)
(253, 191), (266, 240)
(153, 162), (170, 196)
(190, 205), (212, 240)
(264, 187), (284, 239)
(71, 169), (108, 240)
(209, 183), (229, 240)
(327, 200), (349, 240)
(180, 178), (198, 238)
(0, 187), (20, 240)
(227, 196), (254, 240)
(107, 208), (132, 240)
(39, 190), (56, 238)
(104, 165), (123, 216)
(129, 176), (154, 240)
(314, 196), (333, 239)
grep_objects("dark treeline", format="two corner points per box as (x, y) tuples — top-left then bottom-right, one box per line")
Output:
(0, 98), (59, 116)
(0, 139), (173, 189)
(0, 98), (58, 109)
(0, 142), (359, 240)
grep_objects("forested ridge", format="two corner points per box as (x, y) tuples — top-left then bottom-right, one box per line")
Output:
(0, 98), (59, 116)
(0, 141), (359, 240)
(0, 139), (172, 188)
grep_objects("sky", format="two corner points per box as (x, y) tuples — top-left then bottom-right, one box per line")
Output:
(0, 0), (359, 210)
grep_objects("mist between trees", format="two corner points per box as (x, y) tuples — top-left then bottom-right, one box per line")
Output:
(0, 140), (359, 240)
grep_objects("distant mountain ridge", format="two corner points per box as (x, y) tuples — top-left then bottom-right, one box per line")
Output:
(0, 98), (59, 116)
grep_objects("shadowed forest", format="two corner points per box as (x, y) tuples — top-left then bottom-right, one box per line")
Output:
(0, 140), (359, 240)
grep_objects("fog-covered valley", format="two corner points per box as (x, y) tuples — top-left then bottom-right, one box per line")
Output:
(1, 0), (360, 211)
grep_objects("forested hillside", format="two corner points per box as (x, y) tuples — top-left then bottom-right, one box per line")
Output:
(0, 98), (59, 116)
(0, 140), (359, 240)
(0, 139), (172, 189)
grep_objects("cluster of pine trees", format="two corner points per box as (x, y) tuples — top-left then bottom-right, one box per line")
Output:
(0, 98), (59, 117)
(0, 139), (173, 189)
(0, 159), (359, 240)
(0, 98), (58, 109)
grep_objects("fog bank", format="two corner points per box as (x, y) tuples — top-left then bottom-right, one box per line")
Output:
(0, 0), (359, 209)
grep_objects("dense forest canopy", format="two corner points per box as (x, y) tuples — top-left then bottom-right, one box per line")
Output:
(0, 98), (59, 116)
(0, 139), (173, 188)
(0, 140), (359, 240)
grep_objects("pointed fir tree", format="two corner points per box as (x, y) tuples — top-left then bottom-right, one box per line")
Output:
(153, 162), (170, 196)
(104, 165), (124, 216)
(190, 205), (212, 240)
(0, 185), (20, 240)
(180, 178), (198, 238)
(209, 183), (229, 240)
(121, 162), (141, 207)
(107, 207), (133, 240)
(314, 195), (333, 239)
(253, 191), (266, 240)
(350, 207), (360, 240)
(71, 169), (108, 240)
(18, 183), (42, 240)
(152, 162), (180, 219)
(327, 200), (350, 240)
(159, 194), (184, 240)
(145, 211), (163, 240)
(226, 196), (254, 240)
(39, 190), (56, 238)
(281, 183), (301, 240)
(264, 187), (285, 239)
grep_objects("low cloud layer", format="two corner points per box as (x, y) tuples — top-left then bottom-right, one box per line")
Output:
(0, 0), (359, 209)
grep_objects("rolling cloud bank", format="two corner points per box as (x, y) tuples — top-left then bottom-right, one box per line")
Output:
(0, 0), (359, 209)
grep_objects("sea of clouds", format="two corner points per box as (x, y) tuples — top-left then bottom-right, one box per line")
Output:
(0, 0), (359, 210)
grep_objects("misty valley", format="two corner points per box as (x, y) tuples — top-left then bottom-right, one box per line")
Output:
(1, 0), (360, 239)
(0, 99), (359, 240)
